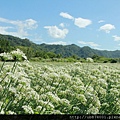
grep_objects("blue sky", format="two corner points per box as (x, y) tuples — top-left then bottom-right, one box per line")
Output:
(0, 0), (120, 50)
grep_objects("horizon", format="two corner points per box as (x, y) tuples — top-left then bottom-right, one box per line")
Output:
(0, 0), (120, 50)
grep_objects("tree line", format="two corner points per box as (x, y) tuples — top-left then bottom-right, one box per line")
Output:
(0, 39), (120, 63)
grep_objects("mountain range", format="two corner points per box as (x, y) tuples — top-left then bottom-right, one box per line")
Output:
(0, 34), (120, 58)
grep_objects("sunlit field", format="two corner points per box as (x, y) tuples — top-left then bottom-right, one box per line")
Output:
(0, 61), (120, 114)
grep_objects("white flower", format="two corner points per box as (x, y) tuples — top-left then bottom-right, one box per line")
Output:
(110, 88), (119, 96)
(60, 98), (70, 106)
(11, 49), (27, 60)
(46, 102), (55, 110)
(76, 94), (87, 105)
(61, 73), (71, 82)
(7, 111), (16, 114)
(47, 92), (60, 104)
(86, 58), (94, 62)
(98, 79), (108, 88)
(98, 87), (107, 96)
(0, 109), (4, 114)
(0, 52), (13, 60)
(9, 87), (16, 94)
(36, 106), (42, 112)
(74, 62), (82, 66)
(87, 106), (99, 114)
(52, 110), (62, 114)
(22, 105), (34, 114)
(73, 107), (80, 112)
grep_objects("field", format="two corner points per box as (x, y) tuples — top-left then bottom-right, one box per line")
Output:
(0, 61), (120, 114)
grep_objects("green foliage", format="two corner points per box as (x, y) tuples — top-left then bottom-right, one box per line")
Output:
(0, 39), (13, 53)
(110, 59), (117, 63)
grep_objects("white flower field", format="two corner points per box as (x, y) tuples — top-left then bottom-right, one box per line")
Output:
(0, 61), (120, 114)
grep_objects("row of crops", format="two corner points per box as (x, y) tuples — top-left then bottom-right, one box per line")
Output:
(0, 61), (120, 114)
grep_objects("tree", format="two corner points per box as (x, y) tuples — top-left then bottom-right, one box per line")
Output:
(0, 40), (11, 53)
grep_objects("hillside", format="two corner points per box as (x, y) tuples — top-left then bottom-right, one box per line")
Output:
(0, 34), (120, 58)
(39, 43), (120, 58)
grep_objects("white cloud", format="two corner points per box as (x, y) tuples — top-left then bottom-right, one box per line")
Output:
(0, 17), (38, 38)
(98, 20), (105, 23)
(87, 42), (100, 47)
(59, 23), (65, 28)
(44, 26), (68, 39)
(0, 18), (37, 29)
(0, 26), (12, 34)
(78, 40), (100, 47)
(112, 35), (120, 41)
(99, 24), (115, 33)
(46, 41), (67, 45)
(78, 41), (87, 45)
(60, 12), (92, 28)
(74, 18), (92, 28)
(60, 12), (74, 20)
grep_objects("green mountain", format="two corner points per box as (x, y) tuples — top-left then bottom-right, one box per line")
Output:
(39, 43), (120, 58)
(0, 34), (120, 58)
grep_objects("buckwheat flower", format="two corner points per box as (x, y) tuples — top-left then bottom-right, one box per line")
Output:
(35, 106), (42, 112)
(47, 92), (60, 104)
(74, 62), (82, 66)
(49, 73), (59, 78)
(22, 55), (27, 60)
(101, 103), (109, 108)
(95, 99), (101, 108)
(89, 75), (97, 83)
(7, 111), (16, 115)
(98, 79), (108, 88)
(87, 86), (94, 93)
(38, 100), (46, 106)
(53, 82), (59, 86)
(73, 77), (84, 86)
(46, 102), (55, 110)
(86, 58), (94, 63)
(19, 77), (31, 87)
(3, 65), (11, 72)
(116, 100), (120, 110)
(65, 89), (73, 94)
(0, 109), (4, 114)
(76, 94), (87, 105)
(46, 85), (55, 91)
(39, 88), (45, 94)
(85, 92), (94, 99)
(110, 88), (119, 96)
(73, 107), (80, 112)
(98, 87), (106, 96)
(9, 87), (16, 94)
(61, 73), (71, 82)
(22, 105), (34, 114)
(87, 106), (99, 114)
(112, 84), (120, 89)
(44, 66), (54, 72)
(32, 91), (40, 101)
(0, 52), (13, 60)
(60, 98), (70, 106)
(13, 99), (18, 104)
(52, 110), (62, 114)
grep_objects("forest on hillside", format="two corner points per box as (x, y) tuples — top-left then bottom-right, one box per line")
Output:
(0, 34), (120, 63)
